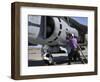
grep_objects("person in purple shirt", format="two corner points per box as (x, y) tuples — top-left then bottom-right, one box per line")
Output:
(69, 34), (78, 49)
(67, 33), (82, 65)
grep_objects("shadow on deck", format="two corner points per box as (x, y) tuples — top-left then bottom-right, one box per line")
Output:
(28, 56), (87, 66)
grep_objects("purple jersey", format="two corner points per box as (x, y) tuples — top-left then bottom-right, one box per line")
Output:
(69, 37), (78, 49)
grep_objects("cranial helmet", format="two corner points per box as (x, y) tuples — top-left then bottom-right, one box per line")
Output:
(71, 33), (74, 37)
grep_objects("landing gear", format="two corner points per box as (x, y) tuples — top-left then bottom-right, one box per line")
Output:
(42, 53), (56, 65)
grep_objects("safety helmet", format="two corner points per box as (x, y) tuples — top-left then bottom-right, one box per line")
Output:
(71, 33), (74, 37)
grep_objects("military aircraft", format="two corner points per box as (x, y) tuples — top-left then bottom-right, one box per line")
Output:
(28, 16), (88, 65)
